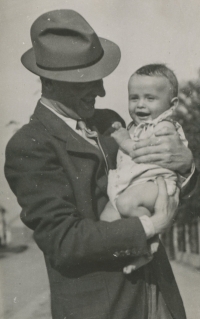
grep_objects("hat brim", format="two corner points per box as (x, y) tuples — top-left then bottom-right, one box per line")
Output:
(21, 38), (121, 82)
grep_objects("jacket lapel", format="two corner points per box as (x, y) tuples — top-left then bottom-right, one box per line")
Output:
(33, 102), (103, 161)
(89, 124), (117, 170)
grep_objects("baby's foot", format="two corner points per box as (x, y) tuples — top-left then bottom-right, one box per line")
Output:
(150, 236), (159, 254)
(123, 265), (136, 274)
(123, 254), (153, 274)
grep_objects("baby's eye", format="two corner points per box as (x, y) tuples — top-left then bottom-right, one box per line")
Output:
(147, 96), (155, 101)
(130, 96), (138, 101)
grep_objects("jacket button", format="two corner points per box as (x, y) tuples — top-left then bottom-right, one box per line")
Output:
(131, 249), (136, 255)
(119, 251), (126, 257)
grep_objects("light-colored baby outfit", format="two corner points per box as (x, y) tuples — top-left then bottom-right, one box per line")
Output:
(107, 108), (188, 210)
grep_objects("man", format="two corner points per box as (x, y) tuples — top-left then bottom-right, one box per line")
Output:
(5, 10), (197, 319)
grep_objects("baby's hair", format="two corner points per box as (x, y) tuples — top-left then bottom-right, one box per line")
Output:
(132, 64), (178, 98)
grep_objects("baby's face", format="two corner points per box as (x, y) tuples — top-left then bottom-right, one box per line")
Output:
(128, 74), (173, 124)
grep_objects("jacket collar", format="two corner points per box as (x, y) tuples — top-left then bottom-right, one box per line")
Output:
(33, 101), (104, 158)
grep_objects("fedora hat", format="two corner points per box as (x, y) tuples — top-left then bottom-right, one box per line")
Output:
(21, 10), (121, 82)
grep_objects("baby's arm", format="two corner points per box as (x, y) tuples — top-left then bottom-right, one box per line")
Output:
(111, 122), (135, 154)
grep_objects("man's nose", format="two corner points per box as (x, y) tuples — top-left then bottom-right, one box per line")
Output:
(92, 79), (106, 97)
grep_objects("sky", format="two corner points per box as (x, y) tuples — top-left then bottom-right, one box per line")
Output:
(1, 0), (200, 222)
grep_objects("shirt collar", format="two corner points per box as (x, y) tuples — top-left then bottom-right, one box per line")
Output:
(40, 97), (78, 132)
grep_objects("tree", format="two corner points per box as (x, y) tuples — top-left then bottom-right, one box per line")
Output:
(174, 75), (200, 221)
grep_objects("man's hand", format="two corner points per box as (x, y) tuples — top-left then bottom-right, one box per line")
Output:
(151, 177), (180, 234)
(129, 126), (193, 176)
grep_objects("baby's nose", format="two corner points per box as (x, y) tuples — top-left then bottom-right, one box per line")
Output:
(137, 98), (144, 107)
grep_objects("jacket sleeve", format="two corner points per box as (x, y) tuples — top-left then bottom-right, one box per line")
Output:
(180, 166), (199, 199)
(5, 128), (149, 273)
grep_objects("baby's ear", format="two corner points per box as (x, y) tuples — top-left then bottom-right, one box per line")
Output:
(170, 97), (179, 110)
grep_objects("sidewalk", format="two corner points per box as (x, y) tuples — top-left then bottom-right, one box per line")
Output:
(8, 290), (51, 319)
(0, 236), (50, 319)
(171, 261), (200, 319)
(23, 261), (200, 319)
(1, 238), (200, 319)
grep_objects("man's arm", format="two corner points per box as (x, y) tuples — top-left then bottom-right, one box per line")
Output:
(4, 128), (149, 273)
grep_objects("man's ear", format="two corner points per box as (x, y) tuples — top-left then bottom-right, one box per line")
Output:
(170, 97), (179, 109)
(41, 77), (53, 92)
(43, 79), (53, 92)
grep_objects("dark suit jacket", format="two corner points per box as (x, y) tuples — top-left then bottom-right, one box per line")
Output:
(5, 101), (187, 319)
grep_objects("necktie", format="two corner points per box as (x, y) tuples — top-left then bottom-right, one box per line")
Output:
(77, 120), (109, 174)
(77, 120), (98, 147)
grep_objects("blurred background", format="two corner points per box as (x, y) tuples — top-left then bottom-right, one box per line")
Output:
(0, 1), (200, 318)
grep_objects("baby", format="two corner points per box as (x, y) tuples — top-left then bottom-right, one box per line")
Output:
(100, 64), (188, 273)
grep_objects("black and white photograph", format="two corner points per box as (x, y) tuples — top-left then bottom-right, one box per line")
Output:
(0, 1), (200, 318)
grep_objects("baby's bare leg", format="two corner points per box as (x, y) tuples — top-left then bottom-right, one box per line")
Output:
(116, 182), (159, 274)
(116, 181), (158, 218)
(100, 201), (121, 222)
(101, 184), (159, 274)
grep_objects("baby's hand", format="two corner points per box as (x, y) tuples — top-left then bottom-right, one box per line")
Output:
(112, 121), (122, 130)
(111, 123), (130, 147)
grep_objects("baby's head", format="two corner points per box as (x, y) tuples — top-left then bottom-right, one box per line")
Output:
(128, 64), (178, 124)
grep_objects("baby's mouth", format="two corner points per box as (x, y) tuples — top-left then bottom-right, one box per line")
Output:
(136, 111), (150, 117)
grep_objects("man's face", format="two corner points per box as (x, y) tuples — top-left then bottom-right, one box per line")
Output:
(53, 79), (105, 119)
(128, 75), (172, 124)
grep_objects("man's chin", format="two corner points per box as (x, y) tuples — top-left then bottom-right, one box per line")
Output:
(74, 101), (95, 119)
(80, 108), (95, 120)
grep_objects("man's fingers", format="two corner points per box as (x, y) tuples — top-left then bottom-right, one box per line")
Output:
(131, 146), (164, 159)
(132, 153), (162, 162)
(156, 177), (168, 201)
(173, 186), (180, 204)
(152, 179), (180, 234)
(133, 134), (179, 152)
(133, 137), (155, 150)
(130, 153), (172, 168)
(154, 126), (177, 136)
(133, 136), (167, 151)
(167, 187), (180, 224)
